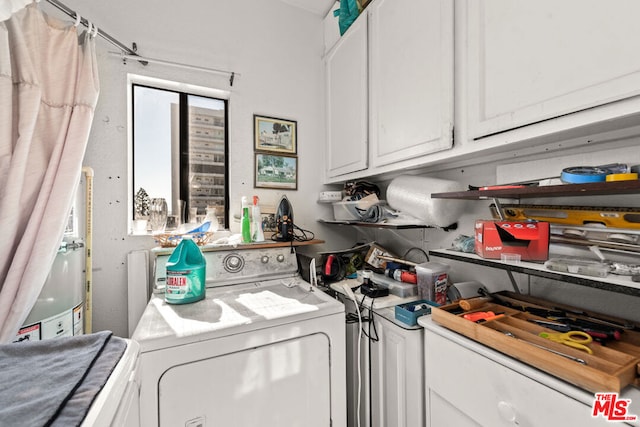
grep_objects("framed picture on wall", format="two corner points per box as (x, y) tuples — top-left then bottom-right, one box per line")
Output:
(254, 115), (297, 154)
(255, 153), (298, 190)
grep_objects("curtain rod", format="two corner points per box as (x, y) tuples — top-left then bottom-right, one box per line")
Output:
(110, 52), (237, 86)
(44, 0), (137, 56)
(44, 0), (237, 86)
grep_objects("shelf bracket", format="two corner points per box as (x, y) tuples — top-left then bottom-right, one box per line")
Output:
(506, 270), (521, 294)
(492, 198), (519, 292)
(493, 198), (505, 220)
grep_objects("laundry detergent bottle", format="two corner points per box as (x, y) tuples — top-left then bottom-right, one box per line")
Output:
(165, 235), (206, 304)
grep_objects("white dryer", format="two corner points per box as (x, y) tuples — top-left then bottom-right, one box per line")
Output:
(132, 245), (346, 427)
(82, 339), (141, 427)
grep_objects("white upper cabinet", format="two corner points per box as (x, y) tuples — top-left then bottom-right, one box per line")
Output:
(466, 0), (640, 140)
(325, 14), (369, 179)
(368, 0), (453, 168)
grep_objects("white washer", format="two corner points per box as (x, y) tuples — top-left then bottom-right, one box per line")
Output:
(132, 246), (346, 427)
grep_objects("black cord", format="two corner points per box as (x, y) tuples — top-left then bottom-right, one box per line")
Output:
(291, 223), (315, 241)
(402, 247), (430, 263)
(365, 296), (379, 343)
(342, 291), (380, 427)
(368, 306), (374, 427)
(343, 295), (379, 342)
(345, 295), (373, 327)
(269, 222), (315, 243)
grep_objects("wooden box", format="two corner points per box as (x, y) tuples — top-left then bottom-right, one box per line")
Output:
(431, 292), (640, 393)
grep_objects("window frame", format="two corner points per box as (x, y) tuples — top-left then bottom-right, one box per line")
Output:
(127, 74), (230, 234)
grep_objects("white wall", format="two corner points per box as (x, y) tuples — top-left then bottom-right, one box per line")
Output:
(41, 0), (355, 337)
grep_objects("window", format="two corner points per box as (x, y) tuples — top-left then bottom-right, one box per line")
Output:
(128, 75), (229, 233)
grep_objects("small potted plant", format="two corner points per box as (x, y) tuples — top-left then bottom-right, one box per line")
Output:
(133, 187), (150, 234)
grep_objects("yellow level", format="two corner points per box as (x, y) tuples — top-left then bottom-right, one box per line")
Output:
(490, 204), (640, 229)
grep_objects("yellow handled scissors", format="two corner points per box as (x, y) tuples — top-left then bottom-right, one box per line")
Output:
(539, 330), (593, 355)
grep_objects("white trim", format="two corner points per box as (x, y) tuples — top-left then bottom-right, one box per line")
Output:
(126, 74), (231, 100)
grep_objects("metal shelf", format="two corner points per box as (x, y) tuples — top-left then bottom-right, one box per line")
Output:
(430, 249), (640, 297)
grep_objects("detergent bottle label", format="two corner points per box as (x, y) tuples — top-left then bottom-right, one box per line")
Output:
(166, 271), (190, 296)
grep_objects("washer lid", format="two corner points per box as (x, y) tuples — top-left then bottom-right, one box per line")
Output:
(132, 278), (343, 352)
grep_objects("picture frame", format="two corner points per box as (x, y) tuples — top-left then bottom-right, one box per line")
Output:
(255, 153), (298, 190)
(254, 115), (297, 154)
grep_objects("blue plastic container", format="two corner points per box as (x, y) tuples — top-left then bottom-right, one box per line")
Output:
(394, 300), (440, 326)
(165, 236), (206, 304)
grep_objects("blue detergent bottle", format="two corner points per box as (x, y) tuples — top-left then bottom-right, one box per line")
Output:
(165, 235), (206, 304)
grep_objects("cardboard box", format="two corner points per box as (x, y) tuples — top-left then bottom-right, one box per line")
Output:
(475, 220), (549, 261)
(365, 243), (395, 270)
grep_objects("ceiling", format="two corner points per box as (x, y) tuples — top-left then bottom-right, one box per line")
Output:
(280, 0), (337, 17)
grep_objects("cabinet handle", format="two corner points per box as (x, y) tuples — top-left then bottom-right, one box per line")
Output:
(497, 400), (518, 423)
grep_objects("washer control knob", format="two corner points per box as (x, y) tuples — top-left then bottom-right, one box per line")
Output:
(276, 254), (285, 263)
(223, 253), (245, 273)
(261, 255), (269, 264)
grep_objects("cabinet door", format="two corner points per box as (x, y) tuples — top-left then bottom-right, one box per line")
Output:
(369, 0), (454, 168)
(428, 392), (480, 427)
(370, 314), (424, 427)
(325, 15), (369, 179)
(466, 0), (640, 140)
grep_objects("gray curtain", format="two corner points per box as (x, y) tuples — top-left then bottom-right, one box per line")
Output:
(0, 4), (99, 342)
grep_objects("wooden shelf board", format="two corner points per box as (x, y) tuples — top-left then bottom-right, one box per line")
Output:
(318, 219), (434, 229)
(431, 180), (640, 200)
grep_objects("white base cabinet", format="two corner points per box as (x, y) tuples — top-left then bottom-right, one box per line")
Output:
(370, 307), (424, 427)
(420, 317), (640, 427)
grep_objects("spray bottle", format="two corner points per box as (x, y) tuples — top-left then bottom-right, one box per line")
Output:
(241, 196), (252, 243)
(251, 195), (265, 242)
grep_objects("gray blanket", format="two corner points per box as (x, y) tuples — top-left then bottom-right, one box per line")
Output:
(0, 331), (126, 427)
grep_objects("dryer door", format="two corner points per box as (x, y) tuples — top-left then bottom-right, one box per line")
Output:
(158, 333), (331, 427)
